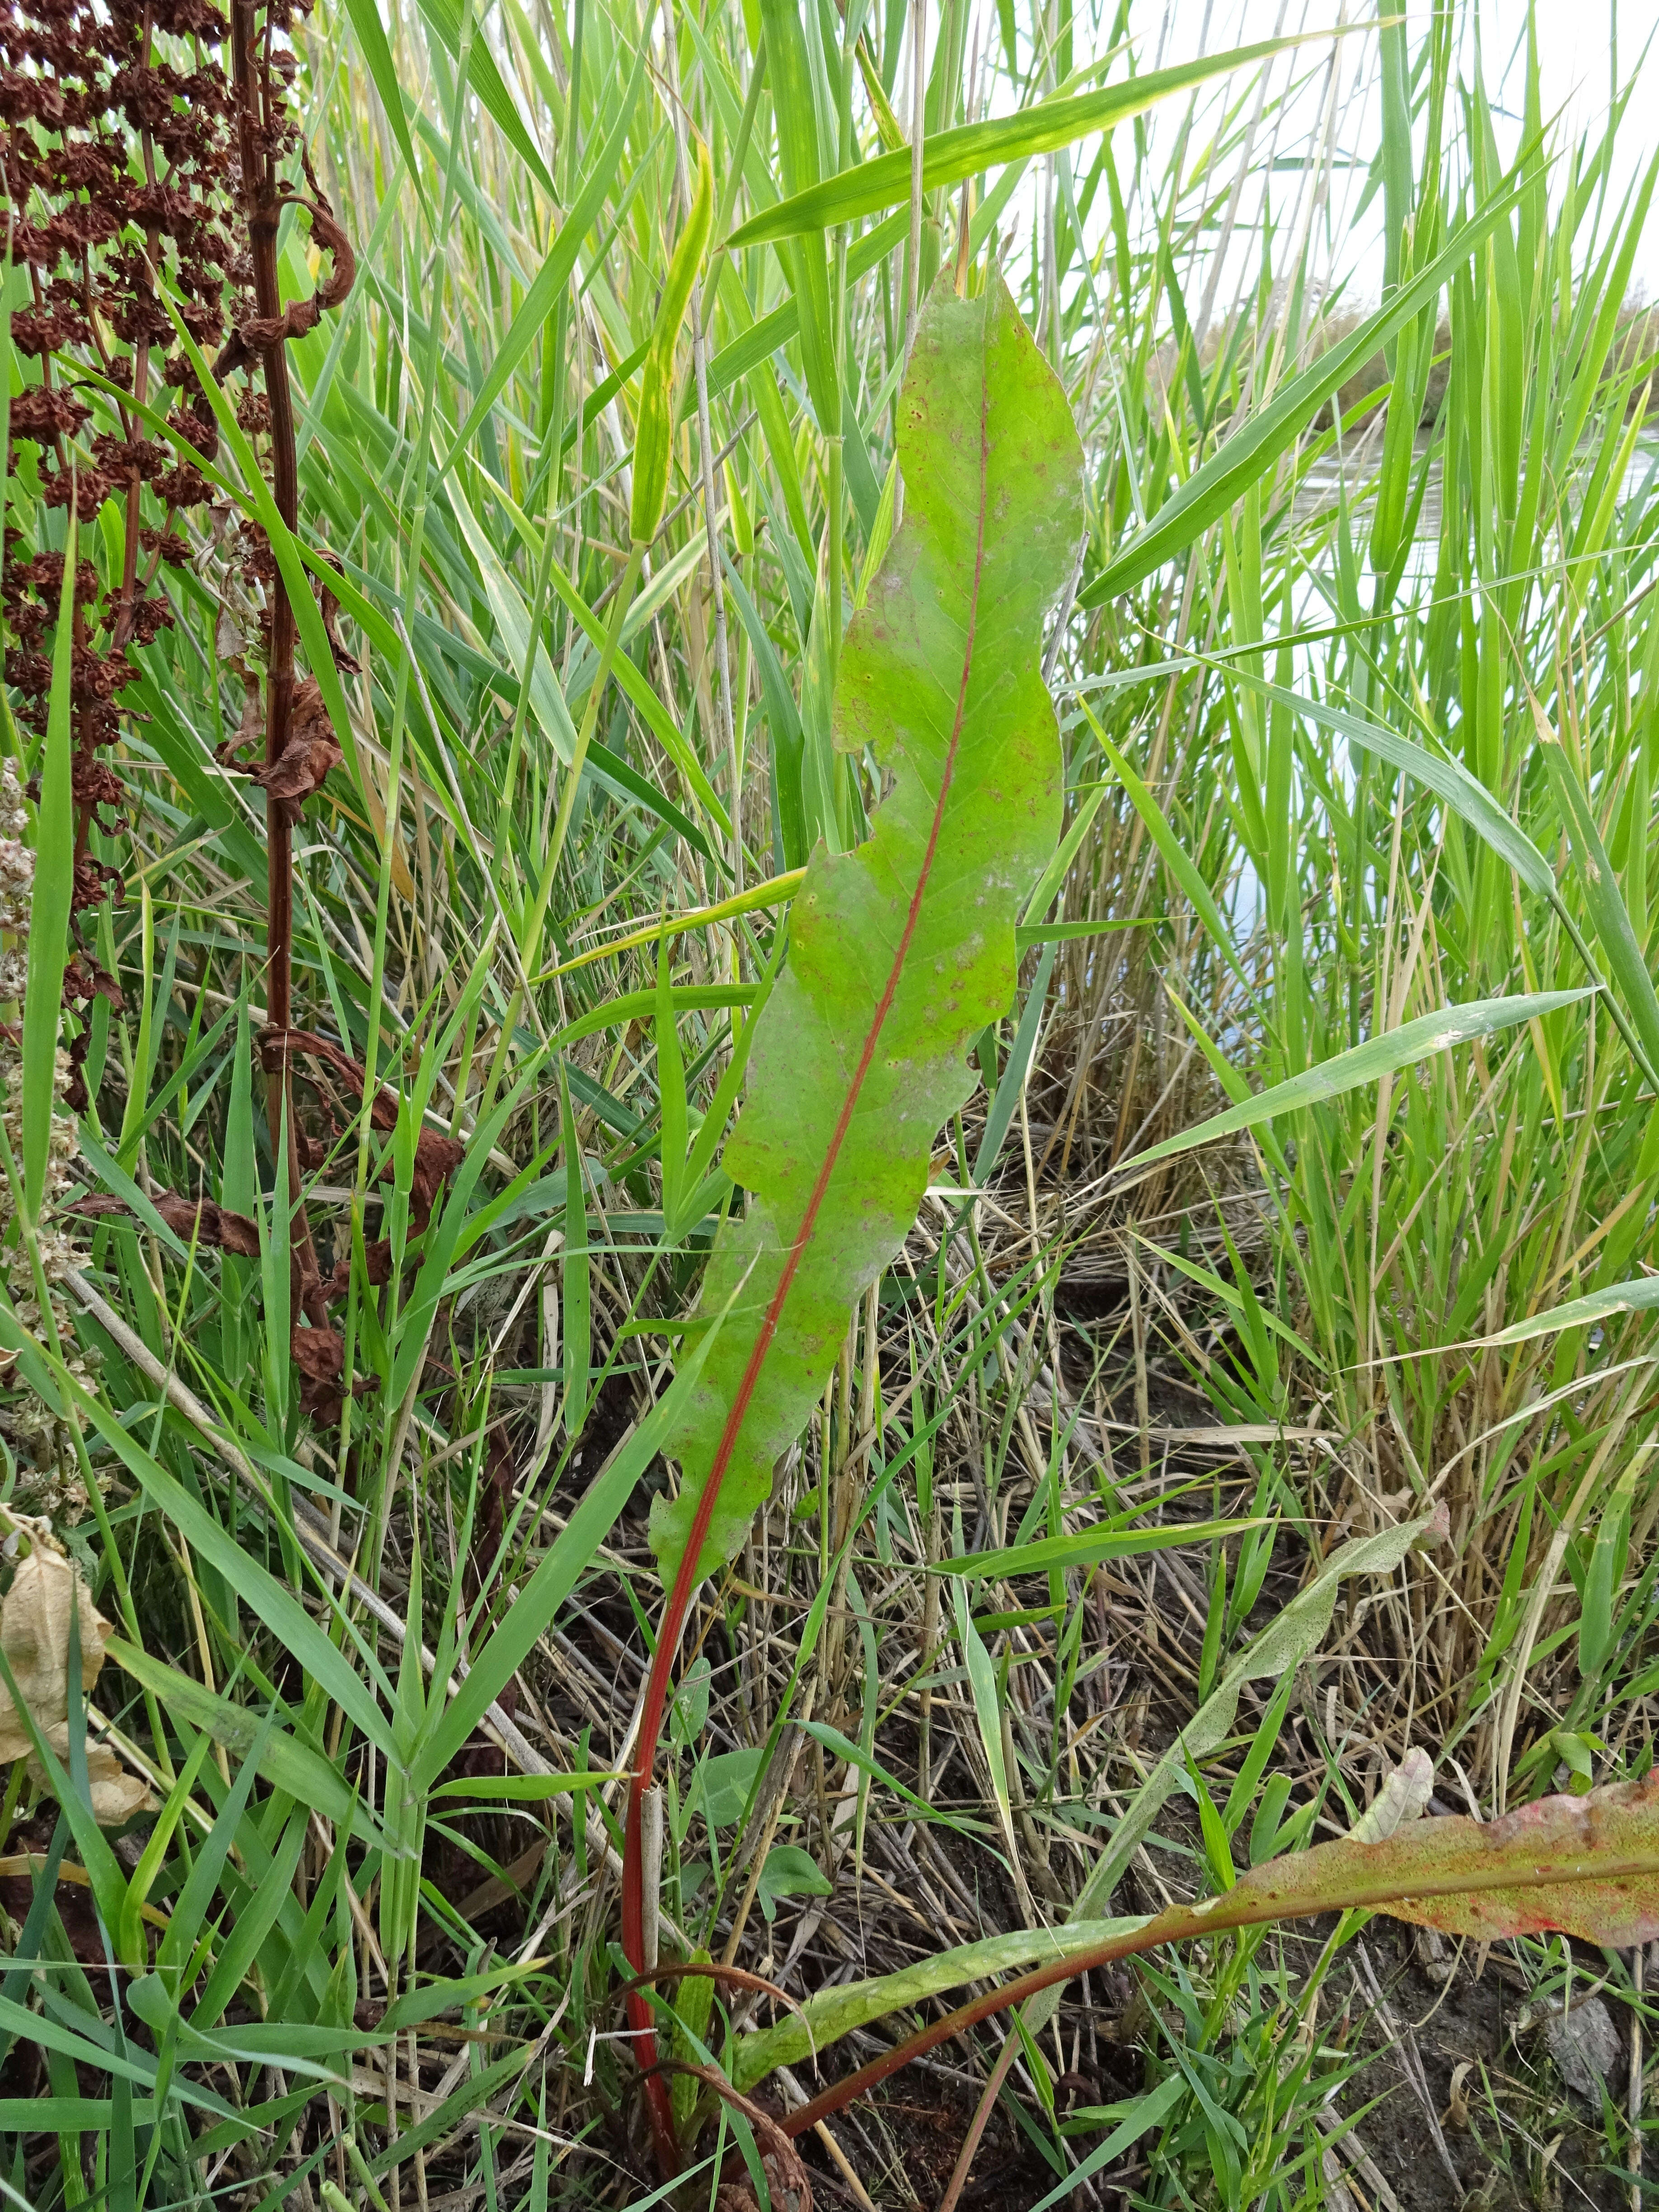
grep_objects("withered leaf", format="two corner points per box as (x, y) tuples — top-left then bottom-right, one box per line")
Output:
(0, 1548), (153, 1823)
(262, 1030), (467, 1225)
(67, 1192), (260, 1256)
(250, 677), (341, 820)
(291, 1326), (379, 1427)
(213, 190), (354, 382)
(323, 1238), (393, 1302)
(262, 1026), (398, 1132)
(410, 1128), (466, 1225)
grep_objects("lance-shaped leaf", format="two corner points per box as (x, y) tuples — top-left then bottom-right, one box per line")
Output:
(1185, 1766), (1659, 1947)
(1116, 989), (1593, 1178)
(774, 1769), (1659, 2137)
(728, 33), (1338, 247)
(651, 272), (1085, 1589)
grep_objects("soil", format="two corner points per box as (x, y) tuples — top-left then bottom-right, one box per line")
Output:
(1324, 1923), (1633, 2212)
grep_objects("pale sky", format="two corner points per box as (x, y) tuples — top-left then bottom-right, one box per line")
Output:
(1128, 2), (1659, 306)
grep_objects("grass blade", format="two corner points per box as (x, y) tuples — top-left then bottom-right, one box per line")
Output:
(1119, 992), (1593, 1175)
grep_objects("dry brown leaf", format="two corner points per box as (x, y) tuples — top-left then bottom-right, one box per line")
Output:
(31, 1730), (154, 1824)
(1350, 1749), (1435, 1843)
(0, 1547), (106, 1762)
(0, 1547), (153, 1820)
(1446, 2058), (1475, 2130)
(66, 1192), (260, 1256)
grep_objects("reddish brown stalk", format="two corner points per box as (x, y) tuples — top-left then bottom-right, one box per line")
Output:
(229, 0), (297, 1106)
(110, 0), (159, 665)
(619, 359), (994, 2178)
(226, 0), (331, 1315)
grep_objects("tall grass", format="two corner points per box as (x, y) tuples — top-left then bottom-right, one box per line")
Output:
(4, 0), (1659, 2205)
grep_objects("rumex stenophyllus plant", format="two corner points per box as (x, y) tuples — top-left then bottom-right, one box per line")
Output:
(0, 0), (465, 1452)
(609, 242), (1659, 2187)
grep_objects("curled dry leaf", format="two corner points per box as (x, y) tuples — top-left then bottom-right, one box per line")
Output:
(1350, 1748), (1435, 1842)
(213, 187), (356, 378)
(1446, 2057), (1475, 2130)
(261, 1028), (466, 1227)
(249, 677), (342, 823)
(311, 547), (361, 674)
(67, 1191), (260, 1256)
(0, 1547), (153, 1823)
(291, 1324), (378, 1426)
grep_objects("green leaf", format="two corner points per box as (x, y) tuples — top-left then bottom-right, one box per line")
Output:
(729, 33), (1328, 245)
(651, 272), (1084, 1589)
(1485, 1276), (1659, 1346)
(690, 1748), (764, 1827)
(1117, 992), (1593, 1176)
(954, 1581), (1017, 1871)
(1031, 2077), (1186, 2210)
(558, 1058), (590, 1442)
(757, 0), (840, 432)
(1530, 695), (1659, 1084)
(337, 0), (421, 190)
(974, 941), (1057, 1182)
(446, 477), (577, 760)
(796, 1717), (990, 1844)
(631, 142), (714, 545)
(755, 1842), (831, 1920)
(1581, 1472), (1634, 1684)
(106, 1640), (383, 1849)
(1083, 708), (1251, 989)
(429, 1770), (619, 1801)
(22, 519), (75, 1225)
(942, 1514), (1259, 1583)
(1223, 673), (1555, 899)
(730, 1916), (1149, 2091)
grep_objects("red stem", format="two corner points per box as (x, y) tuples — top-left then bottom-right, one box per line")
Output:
(620, 337), (993, 2175)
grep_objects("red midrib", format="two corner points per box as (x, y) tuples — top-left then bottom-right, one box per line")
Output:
(622, 348), (994, 2147)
